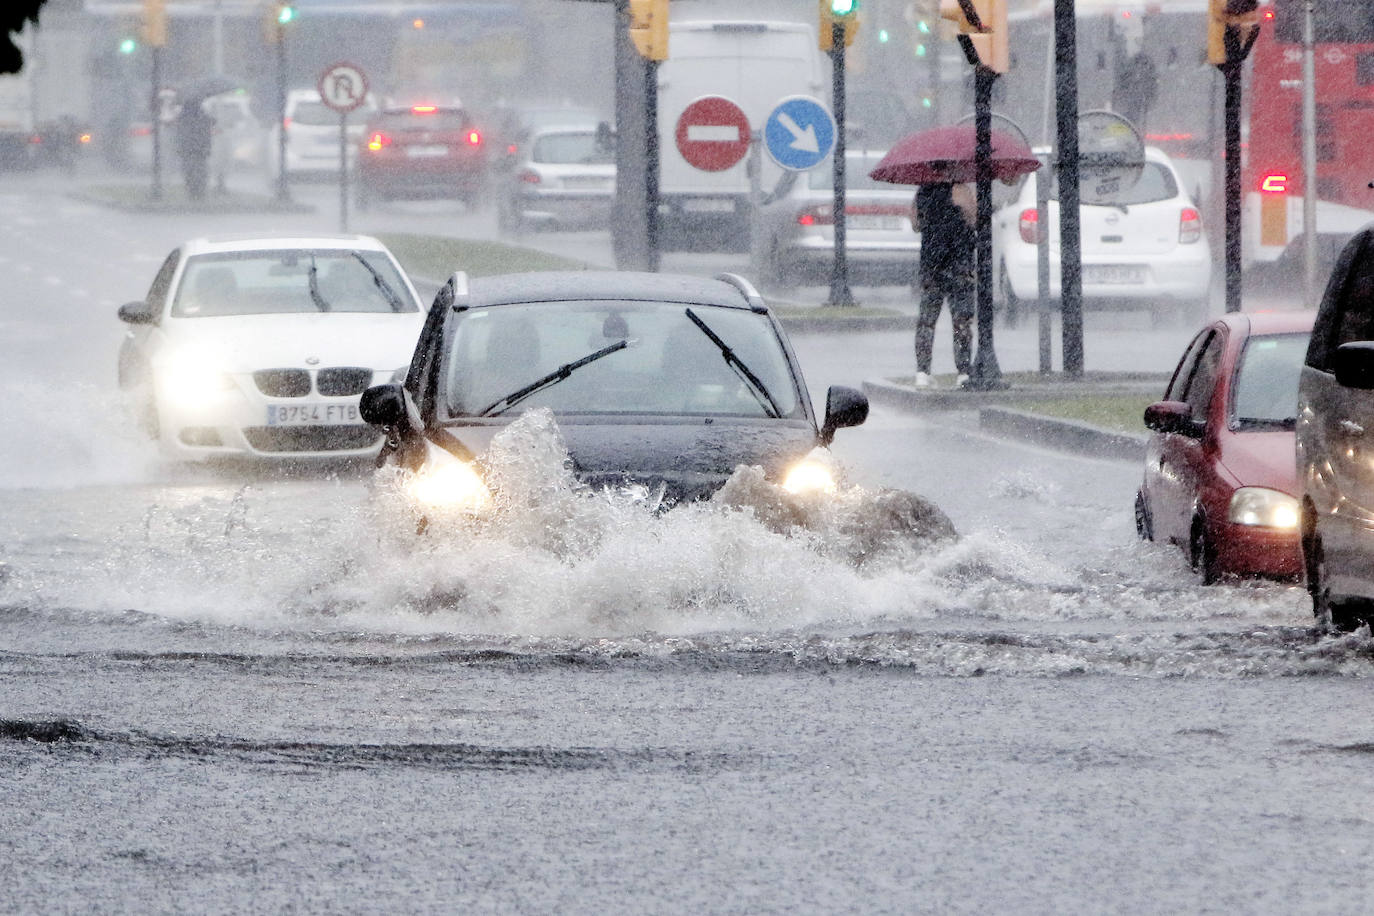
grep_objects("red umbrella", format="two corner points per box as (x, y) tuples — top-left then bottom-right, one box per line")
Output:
(869, 124), (1041, 185)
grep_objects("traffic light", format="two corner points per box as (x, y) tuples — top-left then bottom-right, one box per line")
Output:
(939, 0), (1008, 74)
(118, 37), (137, 55)
(141, 0), (166, 48)
(1208, 0), (1259, 66)
(628, 0), (668, 62)
(819, 0), (860, 52)
(262, 3), (295, 43)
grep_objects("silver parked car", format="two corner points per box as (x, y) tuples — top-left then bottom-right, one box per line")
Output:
(755, 150), (919, 289)
(497, 125), (616, 233)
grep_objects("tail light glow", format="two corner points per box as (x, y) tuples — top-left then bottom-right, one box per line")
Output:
(466, 129), (482, 147)
(411, 105), (437, 114)
(1260, 173), (1288, 194)
(367, 132), (391, 152)
(1179, 207), (1202, 244)
(518, 168), (541, 185)
(1018, 208), (1042, 244)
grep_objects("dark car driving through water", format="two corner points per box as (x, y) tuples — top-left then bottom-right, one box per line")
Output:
(359, 270), (872, 516)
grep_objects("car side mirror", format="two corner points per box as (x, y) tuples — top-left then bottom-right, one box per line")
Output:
(360, 383), (408, 428)
(820, 385), (868, 446)
(117, 301), (156, 325)
(1333, 342), (1374, 390)
(1143, 400), (1204, 438)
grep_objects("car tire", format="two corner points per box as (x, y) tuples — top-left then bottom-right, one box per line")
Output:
(1134, 489), (1153, 541)
(1305, 529), (1370, 631)
(1189, 516), (1221, 585)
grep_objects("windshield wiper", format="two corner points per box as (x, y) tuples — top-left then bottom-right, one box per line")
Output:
(307, 254), (331, 312)
(350, 251), (406, 312)
(683, 307), (781, 419)
(477, 339), (630, 417)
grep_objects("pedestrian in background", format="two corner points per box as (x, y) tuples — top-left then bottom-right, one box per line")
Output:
(913, 181), (976, 388)
(176, 100), (214, 201)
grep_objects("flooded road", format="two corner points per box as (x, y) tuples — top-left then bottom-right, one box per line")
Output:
(3, 173), (1372, 913)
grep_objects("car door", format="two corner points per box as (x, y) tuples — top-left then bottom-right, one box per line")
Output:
(1299, 232), (1374, 599)
(118, 249), (179, 389)
(1153, 327), (1225, 546)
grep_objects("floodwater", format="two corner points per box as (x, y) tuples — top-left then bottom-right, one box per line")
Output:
(5, 406), (1374, 914)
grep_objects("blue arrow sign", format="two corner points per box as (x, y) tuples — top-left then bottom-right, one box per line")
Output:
(763, 96), (836, 172)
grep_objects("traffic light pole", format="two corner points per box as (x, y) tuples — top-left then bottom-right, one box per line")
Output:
(645, 58), (660, 273)
(1054, 0), (1083, 377)
(968, 64), (1004, 389)
(1222, 58), (1242, 313)
(150, 45), (162, 201)
(275, 24), (290, 203)
(827, 21), (854, 307)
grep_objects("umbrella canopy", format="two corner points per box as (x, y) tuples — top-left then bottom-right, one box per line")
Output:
(869, 124), (1041, 185)
(178, 74), (245, 108)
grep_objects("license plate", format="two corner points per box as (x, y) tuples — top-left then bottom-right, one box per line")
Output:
(683, 199), (734, 213)
(267, 403), (360, 426)
(1083, 264), (1145, 284)
(406, 144), (448, 158)
(849, 215), (903, 230)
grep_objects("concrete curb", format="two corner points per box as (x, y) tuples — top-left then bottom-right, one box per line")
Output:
(978, 406), (1149, 461)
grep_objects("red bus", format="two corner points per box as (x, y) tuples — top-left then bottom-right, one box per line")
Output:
(1244, 0), (1374, 267)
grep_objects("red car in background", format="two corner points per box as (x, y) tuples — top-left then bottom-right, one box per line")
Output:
(356, 105), (486, 208)
(1135, 310), (1314, 583)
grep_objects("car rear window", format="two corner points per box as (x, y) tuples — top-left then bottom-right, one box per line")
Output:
(374, 109), (469, 131)
(532, 132), (613, 164)
(172, 250), (416, 317)
(1231, 331), (1311, 428)
(1049, 162), (1179, 205)
(443, 301), (801, 418)
(808, 160), (895, 192)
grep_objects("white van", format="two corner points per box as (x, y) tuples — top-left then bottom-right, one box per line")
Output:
(656, 19), (826, 250)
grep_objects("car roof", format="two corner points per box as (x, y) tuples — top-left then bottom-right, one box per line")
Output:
(464, 271), (759, 310)
(1216, 309), (1316, 337)
(179, 234), (393, 256)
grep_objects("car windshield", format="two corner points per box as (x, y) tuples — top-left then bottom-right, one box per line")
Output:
(1230, 331), (1310, 429)
(1046, 161), (1179, 205)
(532, 132), (613, 164)
(443, 301), (801, 418)
(171, 250), (416, 317)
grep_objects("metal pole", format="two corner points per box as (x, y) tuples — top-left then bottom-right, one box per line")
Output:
(828, 21), (855, 307)
(1036, 166), (1052, 373)
(275, 26), (289, 203)
(339, 112), (348, 232)
(645, 58), (659, 272)
(968, 66), (1003, 388)
(1302, 0), (1318, 307)
(212, 0), (224, 76)
(150, 46), (162, 201)
(747, 131), (764, 281)
(1055, 0), (1083, 377)
(1223, 60), (1242, 313)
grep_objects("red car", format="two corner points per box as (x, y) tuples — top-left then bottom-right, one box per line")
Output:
(1135, 310), (1314, 582)
(356, 105), (487, 208)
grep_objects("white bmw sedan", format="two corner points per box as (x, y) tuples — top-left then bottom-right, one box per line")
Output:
(117, 235), (427, 461)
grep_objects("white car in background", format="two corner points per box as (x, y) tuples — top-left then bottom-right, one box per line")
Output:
(497, 125), (616, 232)
(116, 235), (427, 461)
(266, 89), (376, 178)
(993, 146), (1212, 326)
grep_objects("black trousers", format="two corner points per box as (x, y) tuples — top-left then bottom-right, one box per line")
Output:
(915, 268), (974, 375)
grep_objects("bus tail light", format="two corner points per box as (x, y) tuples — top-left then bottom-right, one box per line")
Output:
(1018, 208), (1041, 244)
(1179, 207), (1202, 244)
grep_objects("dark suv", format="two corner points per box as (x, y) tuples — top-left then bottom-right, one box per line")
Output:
(1297, 226), (1374, 628)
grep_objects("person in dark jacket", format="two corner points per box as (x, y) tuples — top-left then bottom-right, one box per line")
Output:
(913, 182), (975, 388)
(175, 100), (214, 200)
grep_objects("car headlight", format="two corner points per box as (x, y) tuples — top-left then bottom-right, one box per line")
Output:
(1227, 487), (1299, 529)
(782, 459), (836, 495)
(156, 354), (234, 407)
(408, 452), (493, 513)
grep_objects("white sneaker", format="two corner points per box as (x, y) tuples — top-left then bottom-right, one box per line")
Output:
(956, 373), (970, 388)
(915, 371), (932, 388)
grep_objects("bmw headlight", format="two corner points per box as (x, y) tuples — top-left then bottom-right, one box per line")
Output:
(782, 459), (837, 495)
(157, 353), (234, 407)
(407, 448), (493, 513)
(1228, 487), (1299, 529)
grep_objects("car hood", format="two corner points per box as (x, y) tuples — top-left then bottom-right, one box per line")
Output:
(439, 418), (819, 502)
(161, 313), (424, 372)
(1217, 429), (1298, 496)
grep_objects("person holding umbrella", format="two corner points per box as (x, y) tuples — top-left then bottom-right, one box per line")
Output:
(913, 181), (976, 388)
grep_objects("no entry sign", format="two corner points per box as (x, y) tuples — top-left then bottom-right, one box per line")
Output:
(675, 95), (750, 172)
